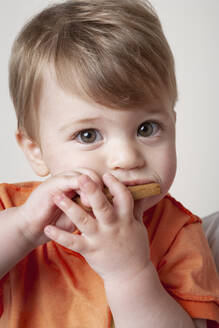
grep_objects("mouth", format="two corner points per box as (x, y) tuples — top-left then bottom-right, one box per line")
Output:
(122, 179), (155, 186)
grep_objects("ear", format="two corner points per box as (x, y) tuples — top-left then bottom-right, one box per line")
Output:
(15, 129), (50, 177)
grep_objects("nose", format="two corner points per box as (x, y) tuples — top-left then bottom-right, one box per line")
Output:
(106, 139), (145, 171)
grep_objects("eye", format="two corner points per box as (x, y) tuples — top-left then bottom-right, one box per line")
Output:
(74, 129), (102, 144)
(137, 121), (160, 137)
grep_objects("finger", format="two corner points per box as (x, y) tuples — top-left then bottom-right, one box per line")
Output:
(21, 174), (81, 222)
(44, 225), (88, 253)
(57, 169), (103, 208)
(73, 190), (91, 208)
(73, 168), (103, 187)
(102, 173), (134, 220)
(55, 212), (77, 232)
(44, 206), (76, 233)
(78, 175), (115, 225)
(74, 168), (104, 208)
(53, 193), (97, 235)
(54, 168), (103, 188)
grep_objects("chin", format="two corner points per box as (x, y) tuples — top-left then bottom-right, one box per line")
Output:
(140, 193), (165, 213)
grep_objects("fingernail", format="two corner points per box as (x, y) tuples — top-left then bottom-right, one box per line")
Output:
(79, 175), (93, 191)
(53, 193), (67, 207)
(103, 172), (112, 179)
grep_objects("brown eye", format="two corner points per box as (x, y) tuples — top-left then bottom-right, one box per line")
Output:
(137, 121), (159, 137)
(76, 129), (102, 144)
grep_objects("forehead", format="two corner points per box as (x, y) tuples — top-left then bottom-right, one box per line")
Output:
(38, 67), (173, 127)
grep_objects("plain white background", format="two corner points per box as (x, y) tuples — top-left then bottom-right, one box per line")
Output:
(0, 0), (218, 218)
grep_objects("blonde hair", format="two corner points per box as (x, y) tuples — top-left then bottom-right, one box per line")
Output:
(9, 0), (177, 139)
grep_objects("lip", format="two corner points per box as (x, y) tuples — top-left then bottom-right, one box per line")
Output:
(121, 179), (155, 186)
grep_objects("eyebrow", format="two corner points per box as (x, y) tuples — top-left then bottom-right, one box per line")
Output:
(145, 106), (168, 115)
(146, 106), (172, 118)
(58, 106), (170, 132)
(58, 117), (101, 132)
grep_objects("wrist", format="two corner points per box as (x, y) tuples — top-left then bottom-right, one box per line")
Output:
(104, 262), (164, 327)
(104, 261), (160, 298)
(0, 207), (36, 279)
(13, 206), (39, 251)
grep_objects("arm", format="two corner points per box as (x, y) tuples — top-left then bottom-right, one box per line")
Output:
(105, 263), (195, 328)
(0, 207), (36, 279)
(44, 173), (196, 328)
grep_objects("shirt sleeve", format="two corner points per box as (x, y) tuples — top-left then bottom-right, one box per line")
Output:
(157, 221), (219, 324)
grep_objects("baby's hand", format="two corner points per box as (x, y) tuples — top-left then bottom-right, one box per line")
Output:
(44, 173), (150, 283)
(17, 169), (102, 249)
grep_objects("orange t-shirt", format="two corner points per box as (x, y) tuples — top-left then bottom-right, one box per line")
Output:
(0, 182), (219, 328)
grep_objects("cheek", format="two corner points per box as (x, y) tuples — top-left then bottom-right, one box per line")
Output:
(40, 142), (74, 174)
(163, 155), (177, 187)
(159, 146), (177, 191)
(42, 143), (105, 176)
(150, 142), (177, 190)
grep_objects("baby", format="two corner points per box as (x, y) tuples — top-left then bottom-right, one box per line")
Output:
(0, 0), (219, 327)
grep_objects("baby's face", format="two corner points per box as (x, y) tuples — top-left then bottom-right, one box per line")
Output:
(36, 70), (176, 210)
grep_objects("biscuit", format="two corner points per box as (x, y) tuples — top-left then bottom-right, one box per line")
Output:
(74, 183), (161, 210)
